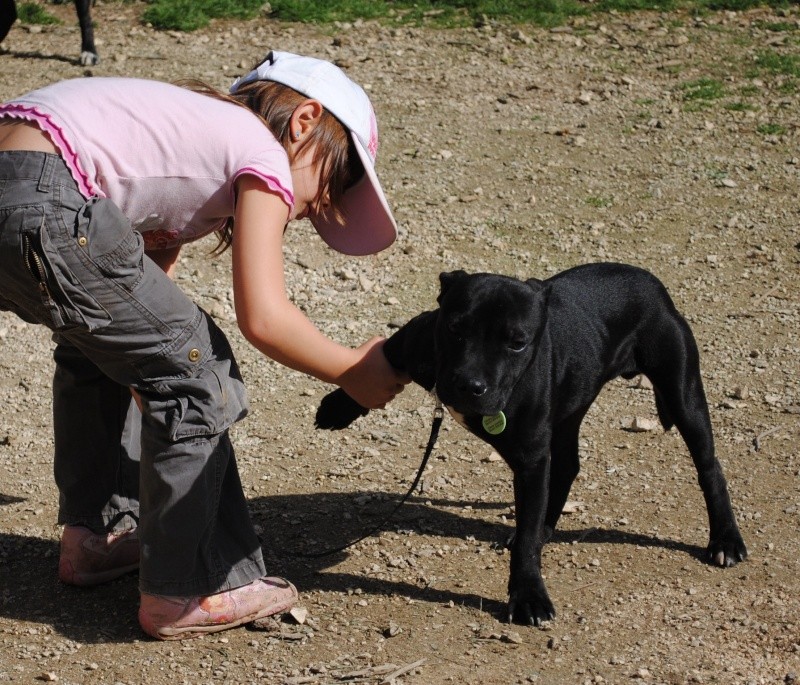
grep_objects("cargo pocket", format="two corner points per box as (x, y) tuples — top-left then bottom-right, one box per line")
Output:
(22, 208), (111, 332)
(159, 363), (249, 440)
(74, 198), (144, 293)
(135, 310), (249, 441)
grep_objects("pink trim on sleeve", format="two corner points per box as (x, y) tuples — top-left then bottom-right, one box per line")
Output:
(232, 167), (295, 214)
(0, 103), (99, 198)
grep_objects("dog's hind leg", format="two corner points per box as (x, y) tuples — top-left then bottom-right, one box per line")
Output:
(74, 0), (98, 65)
(645, 319), (747, 567)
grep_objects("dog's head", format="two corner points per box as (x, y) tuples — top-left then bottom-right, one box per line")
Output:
(433, 270), (550, 417)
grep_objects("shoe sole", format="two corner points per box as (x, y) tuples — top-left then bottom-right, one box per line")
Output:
(149, 594), (298, 640)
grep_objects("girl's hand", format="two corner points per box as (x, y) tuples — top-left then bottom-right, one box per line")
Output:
(338, 337), (411, 409)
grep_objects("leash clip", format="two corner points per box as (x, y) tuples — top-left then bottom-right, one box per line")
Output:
(430, 386), (444, 420)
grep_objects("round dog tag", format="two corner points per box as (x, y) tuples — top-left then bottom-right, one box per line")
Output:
(482, 411), (507, 435)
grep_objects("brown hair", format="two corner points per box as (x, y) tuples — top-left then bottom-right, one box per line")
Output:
(177, 78), (362, 253)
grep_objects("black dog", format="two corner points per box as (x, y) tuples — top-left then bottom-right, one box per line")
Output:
(0, 0), (99, 65)
(316, 262), (747, 625)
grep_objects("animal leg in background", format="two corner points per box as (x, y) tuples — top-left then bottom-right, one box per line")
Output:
(0, 0), (17, 43)
(1, 0), (99, 65)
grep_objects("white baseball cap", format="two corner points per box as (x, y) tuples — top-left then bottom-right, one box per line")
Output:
(230, 50), (397, 256)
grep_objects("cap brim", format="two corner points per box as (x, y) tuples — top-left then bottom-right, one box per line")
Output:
(310, 134), (397, 256)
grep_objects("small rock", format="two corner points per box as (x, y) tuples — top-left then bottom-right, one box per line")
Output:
(621, 417), (659, 432)
(289, 606), (308, 624)
(731, 386), (749, 400)
(250, 616), (283, 632)
(383, 622), (402, 637)
(510, 29), (531, 44)
(562, 501), (584, 514)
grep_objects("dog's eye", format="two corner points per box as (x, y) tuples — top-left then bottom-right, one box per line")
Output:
(508, 338), (528, 352)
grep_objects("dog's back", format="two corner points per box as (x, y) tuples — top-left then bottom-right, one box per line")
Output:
(544, 262), (679, 335)
(543, 263), (695, 385)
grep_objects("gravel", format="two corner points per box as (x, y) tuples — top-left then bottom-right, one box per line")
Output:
(0, 3), (798, 684)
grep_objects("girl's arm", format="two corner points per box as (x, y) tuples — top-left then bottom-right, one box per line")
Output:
(231, 175), (406, 409)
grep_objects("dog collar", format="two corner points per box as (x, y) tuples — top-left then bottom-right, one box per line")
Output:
(482, 411), (507, 435)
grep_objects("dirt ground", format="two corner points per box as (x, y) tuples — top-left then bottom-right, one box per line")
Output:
(0, 2), (798, 684)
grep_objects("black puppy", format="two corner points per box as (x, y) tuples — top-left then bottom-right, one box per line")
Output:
(316, 262), (747, 625)
(0, 0), (99, 66)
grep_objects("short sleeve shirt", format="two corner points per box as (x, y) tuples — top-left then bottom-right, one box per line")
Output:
(0, 77), (294, 250)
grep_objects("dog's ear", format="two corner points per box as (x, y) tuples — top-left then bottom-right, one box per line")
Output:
(384, 310), (438, 391)
(526, 278), (552, 315)
(438, 270), (469, 304)
(315, 309), (440, 430)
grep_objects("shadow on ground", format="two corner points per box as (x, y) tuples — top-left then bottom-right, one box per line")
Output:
(0, 489), (705, 643)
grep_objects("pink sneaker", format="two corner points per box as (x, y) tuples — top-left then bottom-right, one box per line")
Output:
(138, 577), (298, 641)
(58, 525), (140, 586)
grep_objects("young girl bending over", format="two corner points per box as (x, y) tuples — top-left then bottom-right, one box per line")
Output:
(0, 51), (407, 640)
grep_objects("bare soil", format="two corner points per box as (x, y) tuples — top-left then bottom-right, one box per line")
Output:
(0, 3), (798, 684)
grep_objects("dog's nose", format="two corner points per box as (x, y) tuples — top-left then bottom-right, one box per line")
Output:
(460, 378), (487, 397)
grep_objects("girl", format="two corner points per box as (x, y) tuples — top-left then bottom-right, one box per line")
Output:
(0, 50), (408, 640)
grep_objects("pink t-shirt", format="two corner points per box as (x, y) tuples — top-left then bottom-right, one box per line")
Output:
(0, 77), (294, 250)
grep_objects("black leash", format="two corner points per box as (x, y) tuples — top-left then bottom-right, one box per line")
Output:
(293, 402), (445, 559)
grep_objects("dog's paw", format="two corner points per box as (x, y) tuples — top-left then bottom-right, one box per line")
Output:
(507, 585), (556, 627)
(706, 530), (748, 567)
(315, 388), (369, 430)
(80, 51), (99, 67)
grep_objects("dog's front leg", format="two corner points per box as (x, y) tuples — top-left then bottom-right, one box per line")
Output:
(507, 452), (556, 626)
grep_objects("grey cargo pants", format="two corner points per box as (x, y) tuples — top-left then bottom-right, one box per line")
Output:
(0, 151), (267, 596)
